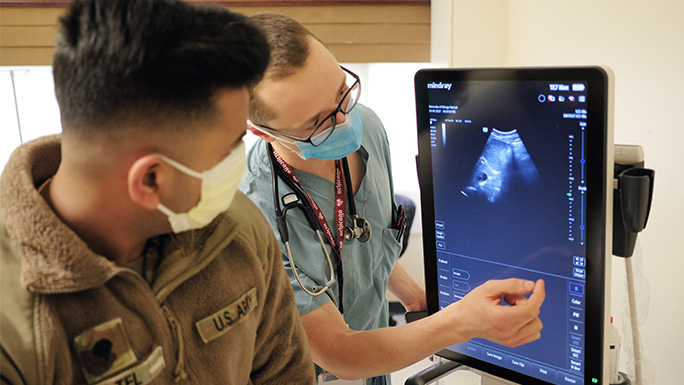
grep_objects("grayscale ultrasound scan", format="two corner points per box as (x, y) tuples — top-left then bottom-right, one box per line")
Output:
(461, 129), (539, 203)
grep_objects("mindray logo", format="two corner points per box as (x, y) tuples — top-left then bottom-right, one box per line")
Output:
(428, 82), (452, 91)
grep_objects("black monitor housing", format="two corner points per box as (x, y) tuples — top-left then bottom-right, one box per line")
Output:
(414, 67), (614, 385)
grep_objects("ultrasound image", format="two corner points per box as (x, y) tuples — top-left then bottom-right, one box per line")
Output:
(461, 129), (539, 203)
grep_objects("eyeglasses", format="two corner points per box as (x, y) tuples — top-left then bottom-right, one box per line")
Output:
(249, 66), (361, 147)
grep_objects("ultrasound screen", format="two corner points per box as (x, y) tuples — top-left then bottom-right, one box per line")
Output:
(416, 68), (610, 385)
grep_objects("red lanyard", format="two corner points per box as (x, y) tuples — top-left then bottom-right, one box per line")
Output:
(270, 148), (348, 257)
(271, 148), (348, 312)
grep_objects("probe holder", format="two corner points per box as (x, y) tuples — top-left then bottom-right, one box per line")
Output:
(612, 162), (654, 258)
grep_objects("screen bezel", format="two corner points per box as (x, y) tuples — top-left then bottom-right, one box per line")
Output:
(414, 67), (612, 385)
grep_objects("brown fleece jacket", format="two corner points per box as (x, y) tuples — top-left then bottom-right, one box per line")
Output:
(0, 135), (315, 385)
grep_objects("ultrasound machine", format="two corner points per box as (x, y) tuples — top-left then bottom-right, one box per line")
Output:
(408, 67), (654, 385)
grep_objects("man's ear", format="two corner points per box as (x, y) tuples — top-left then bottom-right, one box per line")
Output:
(127, 155), (167, 210)
(247, 124), (275, 143)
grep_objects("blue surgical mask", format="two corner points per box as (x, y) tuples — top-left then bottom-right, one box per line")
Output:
(269, 107), (364, 161)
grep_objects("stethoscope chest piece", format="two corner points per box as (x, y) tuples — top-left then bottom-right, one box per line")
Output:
(345, 215), (372, 243)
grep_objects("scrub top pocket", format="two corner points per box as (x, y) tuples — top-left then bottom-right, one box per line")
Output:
(380, 227), (402, 274)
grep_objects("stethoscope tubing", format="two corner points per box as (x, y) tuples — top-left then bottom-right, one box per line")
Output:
(267, 144), (372, 312)
(268, 144), (338, 298)
(285, 231), (336, 296)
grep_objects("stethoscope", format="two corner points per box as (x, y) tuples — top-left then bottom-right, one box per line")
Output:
(267, 143), (372, 305)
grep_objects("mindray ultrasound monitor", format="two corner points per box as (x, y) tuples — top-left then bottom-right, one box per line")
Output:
(415, 67), (613, 385)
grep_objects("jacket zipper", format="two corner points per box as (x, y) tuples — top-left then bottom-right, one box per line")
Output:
(118, 269), (189, 382)
(162, 304), (188, 383)
(114, 269), (189, 382)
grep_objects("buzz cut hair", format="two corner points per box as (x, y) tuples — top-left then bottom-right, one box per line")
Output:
(53, 0), (271, 135)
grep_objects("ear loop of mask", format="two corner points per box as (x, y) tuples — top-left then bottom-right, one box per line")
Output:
(154, 142), (245, 232)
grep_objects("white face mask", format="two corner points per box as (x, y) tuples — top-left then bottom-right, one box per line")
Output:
(156, 141), (246, 233)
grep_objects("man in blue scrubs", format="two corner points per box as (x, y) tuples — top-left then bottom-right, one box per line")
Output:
(239, 13), (546, 385)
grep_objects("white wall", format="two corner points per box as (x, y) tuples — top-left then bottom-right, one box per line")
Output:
(0, 67), (63, 171)
(427, 1), (684, 384)
(510, 2), (683, 385)
(0, 71), (22, 169)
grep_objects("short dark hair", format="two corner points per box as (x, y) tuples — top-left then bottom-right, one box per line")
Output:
(248, 13), (320, 124)
(250, 13), (315, 80)
(53, 0), (270, 134)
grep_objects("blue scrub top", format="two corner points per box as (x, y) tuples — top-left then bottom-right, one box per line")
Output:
(239, 104), (403, 383)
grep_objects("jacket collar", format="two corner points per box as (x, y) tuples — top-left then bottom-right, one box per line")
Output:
(0, 135), (238, 295)
(0, 135), (116, 293)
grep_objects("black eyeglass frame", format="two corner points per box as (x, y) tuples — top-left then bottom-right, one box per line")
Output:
(249, 66), (361, 147)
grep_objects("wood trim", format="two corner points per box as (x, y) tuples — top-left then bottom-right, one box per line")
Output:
(1, 0), (430, 8)
(0, 8), (63, 25)
(0, 4), (430, 65)
(1, 26), (58, 47)
(237, 5), (430, 23)
(0, 5), (430, 25)
(329, 43), (428, 63)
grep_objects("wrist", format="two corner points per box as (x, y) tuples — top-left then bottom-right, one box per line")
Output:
(400, 289), (426, 312)
(437, 300), (470, 345)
